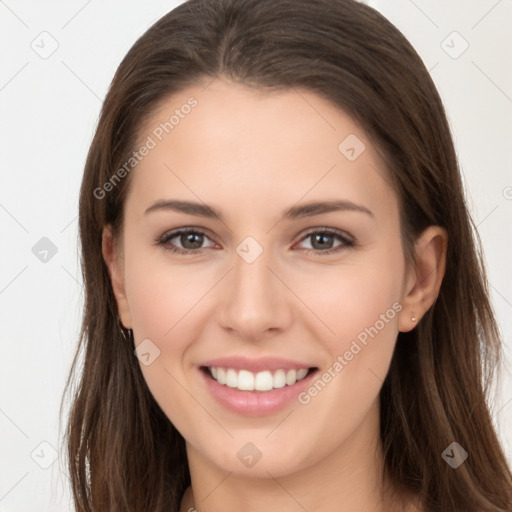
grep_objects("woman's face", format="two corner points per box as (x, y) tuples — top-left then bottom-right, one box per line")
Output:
(106, 78), (418, 477)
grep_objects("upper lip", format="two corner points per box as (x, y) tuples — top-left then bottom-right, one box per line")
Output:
(200, 356), (317, 373)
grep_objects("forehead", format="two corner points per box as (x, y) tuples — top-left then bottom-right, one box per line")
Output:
(127, 78), (397, 224)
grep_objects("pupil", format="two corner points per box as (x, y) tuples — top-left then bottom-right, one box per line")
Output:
(312, 234), (332, 250)
(183, 233), (203, 249)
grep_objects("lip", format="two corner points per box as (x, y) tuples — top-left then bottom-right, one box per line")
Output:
(199, 356), (315, 373)
(198, 365), (319, 416)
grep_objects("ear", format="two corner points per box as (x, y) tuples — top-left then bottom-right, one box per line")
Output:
(398, 226), (448, 332)
(102, 225), (133, 329)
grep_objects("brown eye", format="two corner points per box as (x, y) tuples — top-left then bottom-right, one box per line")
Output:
(157, 228), (215, 255)
(178, 231), (204, 250)
(156, 227), (355, 256)
(297, 229), (354, 255)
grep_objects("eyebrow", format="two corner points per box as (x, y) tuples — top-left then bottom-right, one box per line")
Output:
(144, 199), (373, 220)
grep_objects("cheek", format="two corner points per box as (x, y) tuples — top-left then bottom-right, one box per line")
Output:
(290, 249), (404, 413)
(291, 253), (404, 353)
(124, 245), (214, 340)
(123, 259), (212, 434)
(293, 252), (404, 433)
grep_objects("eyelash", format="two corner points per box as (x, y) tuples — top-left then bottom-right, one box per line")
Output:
(155, 227), (355, 256)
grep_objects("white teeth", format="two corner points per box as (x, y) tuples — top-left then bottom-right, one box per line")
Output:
(296, 368), (308, 380)
(238, 370), (255, 391)
(216, 367), (226, 385)
(207, 366), (311, 391)
(225, 368), (238, 388)
(285, 369), (297, 385)
(255, 371), (273, 391)
(273, 369), (286, 389)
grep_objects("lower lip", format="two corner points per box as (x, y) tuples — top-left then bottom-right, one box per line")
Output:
(199, 367), (318, 416)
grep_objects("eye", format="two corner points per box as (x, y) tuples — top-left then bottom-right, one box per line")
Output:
(295, 228), (354, 255)
(156, 228), (216, 255)
(155, 227), (355, 256)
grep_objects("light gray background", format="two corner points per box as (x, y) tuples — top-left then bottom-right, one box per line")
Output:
(1, 1), (511, 510)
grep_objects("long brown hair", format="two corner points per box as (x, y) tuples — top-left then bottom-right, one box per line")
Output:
(60, 0), (512, 510)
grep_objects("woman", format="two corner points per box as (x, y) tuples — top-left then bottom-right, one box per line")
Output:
(61, 0), (512, 510)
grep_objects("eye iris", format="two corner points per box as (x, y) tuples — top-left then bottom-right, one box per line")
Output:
(182, 232), (203, 249)
(311, 233), (333, 250)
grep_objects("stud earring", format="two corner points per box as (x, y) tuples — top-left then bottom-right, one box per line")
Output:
(411, 316), (417, 322)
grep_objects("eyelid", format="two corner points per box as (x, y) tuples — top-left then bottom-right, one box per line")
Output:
(296, 226), (354, 244)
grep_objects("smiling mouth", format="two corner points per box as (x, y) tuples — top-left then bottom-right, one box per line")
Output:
(200, 366), (318, 392)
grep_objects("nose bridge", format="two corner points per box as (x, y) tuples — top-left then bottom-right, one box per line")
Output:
(232, 242), (278, 314)
(217, 237), (292, 337)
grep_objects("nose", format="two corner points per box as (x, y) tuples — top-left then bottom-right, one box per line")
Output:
(217, 246), (294, 341)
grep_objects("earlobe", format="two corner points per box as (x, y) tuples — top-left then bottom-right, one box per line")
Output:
(398, 226), (448, 332)
(101, 225), (133, 329)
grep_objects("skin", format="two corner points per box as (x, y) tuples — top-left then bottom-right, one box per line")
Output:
(103, 77), (447, 512)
